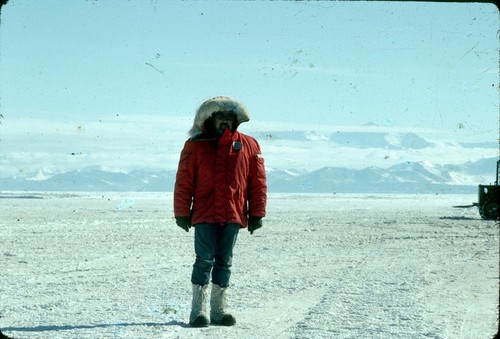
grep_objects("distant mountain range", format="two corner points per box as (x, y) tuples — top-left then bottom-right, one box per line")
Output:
(1, 157), (498, 194)
(252, 129), (498, 150)
(266, 158), (497, 194)
(2, 126), (498, 194)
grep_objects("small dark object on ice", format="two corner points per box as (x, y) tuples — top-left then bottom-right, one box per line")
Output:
(453, 203), (478, 208)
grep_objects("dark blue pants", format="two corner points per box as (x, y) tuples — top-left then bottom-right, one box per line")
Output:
(191, 223), (240, 288)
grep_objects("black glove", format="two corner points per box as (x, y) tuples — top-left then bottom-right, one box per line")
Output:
(175, 216), (191, 232)
(248, 216), (263, 235)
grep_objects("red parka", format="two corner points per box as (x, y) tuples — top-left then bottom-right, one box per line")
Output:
(174, 97), (267, 228)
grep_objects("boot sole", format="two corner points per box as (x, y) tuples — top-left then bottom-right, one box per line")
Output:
(190, 315), (209, 328)
(210, 315), (236, 326)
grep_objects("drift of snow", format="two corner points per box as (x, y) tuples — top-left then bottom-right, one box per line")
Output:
(0, 192), (498, 338)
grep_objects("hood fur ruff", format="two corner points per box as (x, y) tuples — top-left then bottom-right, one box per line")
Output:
(188, 96), (250, 137)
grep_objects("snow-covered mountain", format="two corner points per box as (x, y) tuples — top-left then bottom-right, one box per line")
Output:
(1, 168), (175, 193)
(249, 128), (498, 173)
(266, 157), (497, 194)
(254, 130), (433, 149)
(1, 157), (497, 194)
(1, 124), (498, 193)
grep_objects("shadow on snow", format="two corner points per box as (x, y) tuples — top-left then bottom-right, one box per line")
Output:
(2, 320), (189, 333)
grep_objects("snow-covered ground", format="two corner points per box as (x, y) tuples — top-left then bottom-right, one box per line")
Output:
(1, 192), (498, 338)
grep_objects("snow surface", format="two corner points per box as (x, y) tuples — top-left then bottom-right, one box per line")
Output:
(1, 192), (498, 339)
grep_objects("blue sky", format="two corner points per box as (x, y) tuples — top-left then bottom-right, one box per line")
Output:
(0, 1), (498, 176)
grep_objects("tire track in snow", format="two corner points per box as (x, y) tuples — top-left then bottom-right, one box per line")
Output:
(236, 287), (325, 338)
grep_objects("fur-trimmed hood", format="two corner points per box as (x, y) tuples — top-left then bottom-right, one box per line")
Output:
(188, 96), (250, 137)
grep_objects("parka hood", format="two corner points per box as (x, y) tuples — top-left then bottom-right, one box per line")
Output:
(188, 96), (250, 137)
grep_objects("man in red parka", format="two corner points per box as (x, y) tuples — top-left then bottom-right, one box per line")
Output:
(174, 96), (267, 327)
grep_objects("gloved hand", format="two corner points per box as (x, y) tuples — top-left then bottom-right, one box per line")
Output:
(175, 216), (191, 232)
(248, 216), (263, 235)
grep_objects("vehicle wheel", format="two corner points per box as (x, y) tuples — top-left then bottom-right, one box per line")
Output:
(480, 200), (500, 220)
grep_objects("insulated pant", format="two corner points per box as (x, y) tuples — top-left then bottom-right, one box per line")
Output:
(191, 223), (240, 287)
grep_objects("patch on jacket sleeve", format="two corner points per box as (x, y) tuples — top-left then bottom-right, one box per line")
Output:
(233, 141), (242, 151)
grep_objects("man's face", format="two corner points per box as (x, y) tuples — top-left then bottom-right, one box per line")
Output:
(213, 111), (235, 135)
